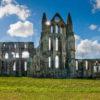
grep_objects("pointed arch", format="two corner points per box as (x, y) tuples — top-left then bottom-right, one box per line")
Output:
(48, 57), (51, 68)
(55, 37), (58, 51)
(51, 26), (53, 33)
(76, 61), (78, 70)
(5, 53), (9, 59)
(55, 25), (59, 33)
(49, 37), (51, 50)
(55, 55), (59, 68)
(13, 62), (16, 71)
(24, 62), (27, 71)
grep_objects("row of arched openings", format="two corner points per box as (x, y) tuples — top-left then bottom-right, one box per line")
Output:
(48, 55), (59, 69)
(51, 25), (64, 34)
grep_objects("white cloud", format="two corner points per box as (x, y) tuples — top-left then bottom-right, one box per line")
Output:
(89, 24), (97, 30)
(0, 0), (30, 20)
(7, 21), (34, 38)
(75, 34), (81, 41)
(76, 35), (100, 59)
(2, 0), (13, 4)
(91, 0), (100, 12)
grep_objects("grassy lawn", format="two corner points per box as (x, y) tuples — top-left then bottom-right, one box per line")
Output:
(0, 77), (100, 100)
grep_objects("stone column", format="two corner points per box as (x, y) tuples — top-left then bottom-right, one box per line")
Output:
(19, 48), (23, 76)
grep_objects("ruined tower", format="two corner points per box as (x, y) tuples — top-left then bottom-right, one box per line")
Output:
(66, 13), (76, 77)
(40, 13), (76, 78)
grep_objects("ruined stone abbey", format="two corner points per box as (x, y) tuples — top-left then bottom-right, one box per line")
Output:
(0, 13), (100, 78)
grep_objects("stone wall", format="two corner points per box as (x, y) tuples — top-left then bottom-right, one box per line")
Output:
(0, 42), (35, 76)
(75, 59), (100, 78)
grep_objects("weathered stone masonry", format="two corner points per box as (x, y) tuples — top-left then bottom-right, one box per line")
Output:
(0, 42), (35, 76)
(39, 13), (76, 78)
(0, 13), (100, 78)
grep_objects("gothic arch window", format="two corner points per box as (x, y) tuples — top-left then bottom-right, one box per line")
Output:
(94, 66), (97, 73)
(49, 37), (51, 50)
(51, 26), (53, 33)
(55, 25), (59, 33)
(85, 61), (88, 70)
(55, 16), (60, 22)
(13, 62), (16, 71)
(55, 37), (58, 51)
(24, 62), (27, 71)
(12, 52), (15, 58)
(16, 53), (19, 58)
(94, 61), (98, 72)
(48, 57), (51, 68)
(55, 55), (59, 68)
(24, 44), (27, 49)
(14, 44), (16, 49)
(76, 61), (78, 70)
(3, 44), (5, 47)
(5, 53), (9, 59)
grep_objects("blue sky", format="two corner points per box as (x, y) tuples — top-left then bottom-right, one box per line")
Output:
(0, 0), (100, 58)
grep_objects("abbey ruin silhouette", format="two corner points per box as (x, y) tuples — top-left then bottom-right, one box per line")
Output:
(0, 13), (100, 78)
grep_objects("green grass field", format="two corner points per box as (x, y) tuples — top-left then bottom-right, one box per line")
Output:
(0, 77), (100, 100)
